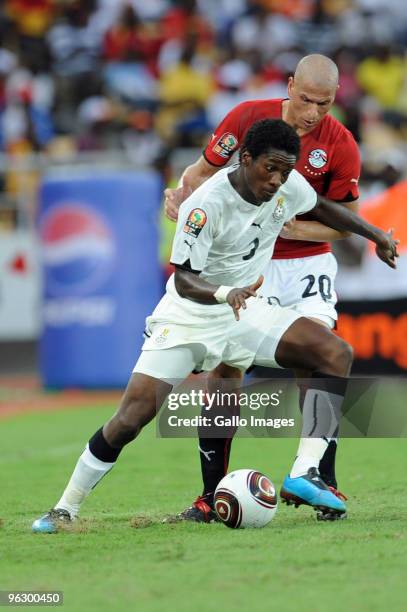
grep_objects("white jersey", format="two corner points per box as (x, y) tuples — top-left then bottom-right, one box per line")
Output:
(138, 166), (317, 374)
(169, 166), (317, 291)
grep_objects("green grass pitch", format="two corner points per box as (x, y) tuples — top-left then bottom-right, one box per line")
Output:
(1, 404), (406, 612)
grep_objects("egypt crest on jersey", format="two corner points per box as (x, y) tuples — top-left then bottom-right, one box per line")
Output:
(308, 149), (328, 169)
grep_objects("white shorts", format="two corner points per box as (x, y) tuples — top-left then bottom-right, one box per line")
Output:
(260, 253), (338, 328)
(133, 292), (301, 381)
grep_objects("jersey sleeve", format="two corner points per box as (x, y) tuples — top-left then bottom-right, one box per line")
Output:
(290, 170), (318, 215)
(326, 133), (361, 202)
(170, 196), (218, 273)
(203, 102), (249, 167)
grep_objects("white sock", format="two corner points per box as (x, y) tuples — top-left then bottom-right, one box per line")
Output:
(290, 381), (345, 478)
(55, 445), (115, 518)
(290, 437), (328, 478)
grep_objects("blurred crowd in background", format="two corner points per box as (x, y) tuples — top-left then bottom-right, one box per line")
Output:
(0, 0), (406, 230)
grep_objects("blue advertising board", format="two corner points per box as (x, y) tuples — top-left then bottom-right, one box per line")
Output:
(38, 170), (164, 387)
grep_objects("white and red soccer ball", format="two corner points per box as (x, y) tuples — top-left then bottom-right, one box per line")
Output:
(214, 469), (277, 528)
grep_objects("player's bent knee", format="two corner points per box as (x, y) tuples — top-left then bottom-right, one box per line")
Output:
(338, 340), (353, 372)
(319, 337), (353, 376)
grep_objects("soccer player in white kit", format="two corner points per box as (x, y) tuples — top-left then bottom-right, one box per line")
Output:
(32, 119), (397, 532)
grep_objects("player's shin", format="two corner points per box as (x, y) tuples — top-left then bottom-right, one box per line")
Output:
(318, 433), (338, 488)
(290, 373), (347, 478)
(197, 402), (238, 505)
(55, 427), (122, 518)
(298, 381), (339, 486)
(197, 435), (232, 505)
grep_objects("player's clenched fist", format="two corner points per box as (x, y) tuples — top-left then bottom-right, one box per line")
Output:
(226, 276), (264, 321)
(164, 179), (193, 221)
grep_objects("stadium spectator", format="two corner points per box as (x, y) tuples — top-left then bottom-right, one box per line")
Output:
(103, 4), (163, 77)
(160, 0), (214, 47)
(130, 0), (170, 22)
(254, 0), (315, 20)
(157, 0), (214, 74)
(206, 52), (253, 128)
(206, 50), (287, 129)
(1, 64), (54, 152)
(47, 1), (102, 119)
(356, 45), (406, 112)
(334, 47), (362, 141)
(231, 4), (298, 58)
(76, 95), (115, 151)
(156, 34), (214, 145)
(121, 108), (164, 166)
(5, 0), (54, 38)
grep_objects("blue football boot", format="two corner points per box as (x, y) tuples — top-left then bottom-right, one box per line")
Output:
(280, 468), (347, 521)
(32, 508), (72, 533)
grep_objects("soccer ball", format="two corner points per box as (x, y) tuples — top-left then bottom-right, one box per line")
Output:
(214, 469), (277, 528)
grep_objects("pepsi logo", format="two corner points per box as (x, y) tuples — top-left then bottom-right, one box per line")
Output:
(40, 204), (115, 296)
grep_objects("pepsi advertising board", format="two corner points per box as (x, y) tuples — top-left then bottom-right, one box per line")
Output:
(39, 171), (163, 387)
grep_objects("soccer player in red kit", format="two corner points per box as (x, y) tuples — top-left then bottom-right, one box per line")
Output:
(164, 54), (361, 522)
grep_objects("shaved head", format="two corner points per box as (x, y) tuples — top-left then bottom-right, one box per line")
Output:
(284, 54), (339, 133)
(294, 54), (339, 91)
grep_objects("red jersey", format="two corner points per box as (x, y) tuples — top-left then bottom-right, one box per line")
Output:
(203, 99), (361, 259)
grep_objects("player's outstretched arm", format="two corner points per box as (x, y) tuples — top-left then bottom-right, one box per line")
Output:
(280, 199), (359, 242)
(164, 157), (220, 221)
(311, 195), (399, 268)
(174, 267), (263, 320)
